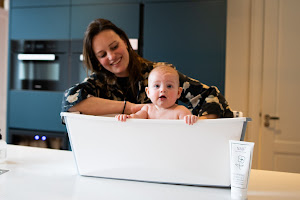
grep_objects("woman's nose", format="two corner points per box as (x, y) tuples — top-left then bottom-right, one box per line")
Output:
(107, 51), (115, 60)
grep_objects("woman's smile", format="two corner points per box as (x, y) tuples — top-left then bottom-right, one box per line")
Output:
(92, 30), (130, 77)
(110, 57), (122, 66)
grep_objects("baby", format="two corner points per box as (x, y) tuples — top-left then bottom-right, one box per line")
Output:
(116, 64), (198, 125)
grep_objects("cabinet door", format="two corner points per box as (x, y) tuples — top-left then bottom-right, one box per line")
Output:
(72, 0), (139, 5)
(8, 90), (66, 132)
(144, 1), (226, 93)
(143, 0), (187, 2)
(10, 7), (70, 40)
(71, 4), (140, 39)
(11, 0), (70, 7)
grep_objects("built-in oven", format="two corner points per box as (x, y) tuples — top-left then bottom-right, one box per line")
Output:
(10, 40), (69, 91)
(8, 40), (70, 150)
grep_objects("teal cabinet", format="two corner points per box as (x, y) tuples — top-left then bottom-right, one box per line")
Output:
(143, 0), (226, 93)
(8, 90), (66, 132)
(143, 0), (187, 2)
(10, 7), (70, 40)
(8, 0), (227, 135)
(71, 0), (140, 5)
(71, 4), (140, 39)
(11, 0), (70, 7)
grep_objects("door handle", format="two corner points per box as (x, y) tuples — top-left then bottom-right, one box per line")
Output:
(264, 114), (280, 127)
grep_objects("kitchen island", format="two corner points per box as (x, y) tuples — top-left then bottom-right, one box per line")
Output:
(0, 145), (299, 200)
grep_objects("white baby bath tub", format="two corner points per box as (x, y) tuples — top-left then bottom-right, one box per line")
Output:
(61, 112), (251, 187)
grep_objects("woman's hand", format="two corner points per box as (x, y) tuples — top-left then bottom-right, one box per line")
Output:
(184, 115), (198, 125)
(199, 114), (218, 120)
(124, 102), (145, 114)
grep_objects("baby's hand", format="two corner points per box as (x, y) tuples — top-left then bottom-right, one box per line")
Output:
(184, 115), (198, 125)
(115, 114), (131, 122)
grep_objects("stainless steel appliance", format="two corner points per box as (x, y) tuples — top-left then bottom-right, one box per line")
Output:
(10, 40), (69, 91)
(9, 40), (70, 150)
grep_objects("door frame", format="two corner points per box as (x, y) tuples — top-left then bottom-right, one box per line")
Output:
(0, 8), (9, 141)
(225, 0), (264, 169)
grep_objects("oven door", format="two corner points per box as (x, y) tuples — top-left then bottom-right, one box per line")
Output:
(11, 53), (69, 91)
(70, 53), (91, 86)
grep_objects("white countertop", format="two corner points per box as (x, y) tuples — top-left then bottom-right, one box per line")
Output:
(0, 145), (300, 200)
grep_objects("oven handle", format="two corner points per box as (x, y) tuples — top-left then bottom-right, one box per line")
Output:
(17, 54), (56, 61)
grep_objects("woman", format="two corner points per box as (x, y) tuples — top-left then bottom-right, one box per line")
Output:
(62, 18), (233, 119)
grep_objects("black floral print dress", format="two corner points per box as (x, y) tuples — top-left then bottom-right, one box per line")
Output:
(61, 61), (233, 118)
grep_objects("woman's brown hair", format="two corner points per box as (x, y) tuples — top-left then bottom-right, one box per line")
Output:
(82, 18), (148, 97)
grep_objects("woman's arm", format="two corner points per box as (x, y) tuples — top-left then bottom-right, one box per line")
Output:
(68, 97), (143, 115)
(130, 109), (148, 119)
(115, 106), (148, 121)
(62, 74), (144, 115)
(178, 72), (233, 118)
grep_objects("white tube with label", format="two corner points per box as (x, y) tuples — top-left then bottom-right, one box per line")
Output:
(229, 140), (254, 200)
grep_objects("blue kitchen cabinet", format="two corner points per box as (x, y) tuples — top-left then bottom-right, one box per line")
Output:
(143, 0), (227, 93)
(71, 3), (140, 39)
(71, 0), (140, 5)
(8, 90), (66, 132)
(10, 6), (70, 40)
(11, 0), (70, 7)
(7, 0), (227, 143)
(143, 0), (188, 2)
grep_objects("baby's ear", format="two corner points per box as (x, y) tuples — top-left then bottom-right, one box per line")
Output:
(177, 87), (183, 98)
(145, 87), (150, 97)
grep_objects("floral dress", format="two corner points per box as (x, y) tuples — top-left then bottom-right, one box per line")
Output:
(61, 61), (233, 118)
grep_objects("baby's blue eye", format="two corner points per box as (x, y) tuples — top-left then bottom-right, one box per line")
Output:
(167, 85), (173, 88)
(154, 85), (160, 88)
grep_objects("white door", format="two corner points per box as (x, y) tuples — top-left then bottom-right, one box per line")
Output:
(260, 0), (300, 173)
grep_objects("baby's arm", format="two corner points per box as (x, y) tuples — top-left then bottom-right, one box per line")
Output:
(115, 106), (149, 122)
(178, 106), (198, 125)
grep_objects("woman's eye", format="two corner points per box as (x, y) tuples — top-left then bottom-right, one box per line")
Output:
(98, 52), (106, 58)
(111, 44), (118, 50)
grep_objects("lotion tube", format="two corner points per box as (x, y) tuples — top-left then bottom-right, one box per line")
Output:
(229, 140), (254, 200)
